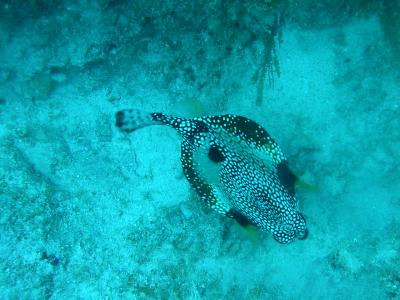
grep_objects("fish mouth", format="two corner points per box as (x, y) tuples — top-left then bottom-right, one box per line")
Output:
(115, 110), (124, 128)
(298, 228), (308, 240)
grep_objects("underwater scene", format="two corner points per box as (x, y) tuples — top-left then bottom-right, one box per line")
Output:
(0, 0), (399, 299)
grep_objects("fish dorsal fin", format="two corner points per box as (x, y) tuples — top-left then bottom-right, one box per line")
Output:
(170, 98), (207, 118)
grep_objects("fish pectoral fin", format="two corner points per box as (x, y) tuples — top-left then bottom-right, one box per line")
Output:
(227, 209), (254, 227)
(226, 209), (259, 244)
(295, 178), (319, 192)
(277, 164), (318, 193)
(241, 225), (259, 244)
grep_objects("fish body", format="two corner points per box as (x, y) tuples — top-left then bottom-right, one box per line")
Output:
(116, 109), (308, 244)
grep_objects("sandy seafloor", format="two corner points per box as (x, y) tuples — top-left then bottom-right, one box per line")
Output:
(0, 1), (399, 299)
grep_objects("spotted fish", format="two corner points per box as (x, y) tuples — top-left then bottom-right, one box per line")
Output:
(115, 109), (308, 244)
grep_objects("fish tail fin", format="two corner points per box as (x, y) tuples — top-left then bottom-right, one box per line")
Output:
(115, 109), (164, 133)
(116, 109), (206, 138)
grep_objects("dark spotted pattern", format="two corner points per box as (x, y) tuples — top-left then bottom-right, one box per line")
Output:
(115, 110), (308, 244)
(208, 145), (225, 163)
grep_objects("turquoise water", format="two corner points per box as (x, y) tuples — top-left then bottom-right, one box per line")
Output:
(1, 1), (399, 299)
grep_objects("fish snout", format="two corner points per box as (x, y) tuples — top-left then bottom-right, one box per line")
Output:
(298, 228), (308, 240)
(297, 213), (308, 240)
(115, 110), (125, 128)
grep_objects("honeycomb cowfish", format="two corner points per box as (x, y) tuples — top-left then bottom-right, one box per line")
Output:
(115, 109), (308, 244)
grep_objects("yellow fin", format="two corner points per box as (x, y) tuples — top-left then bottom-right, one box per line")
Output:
(239, 224), (260, 245)
(171, 98), (206, 118)
(296, 178), (319, 192)
(291, 169), (319, 192)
